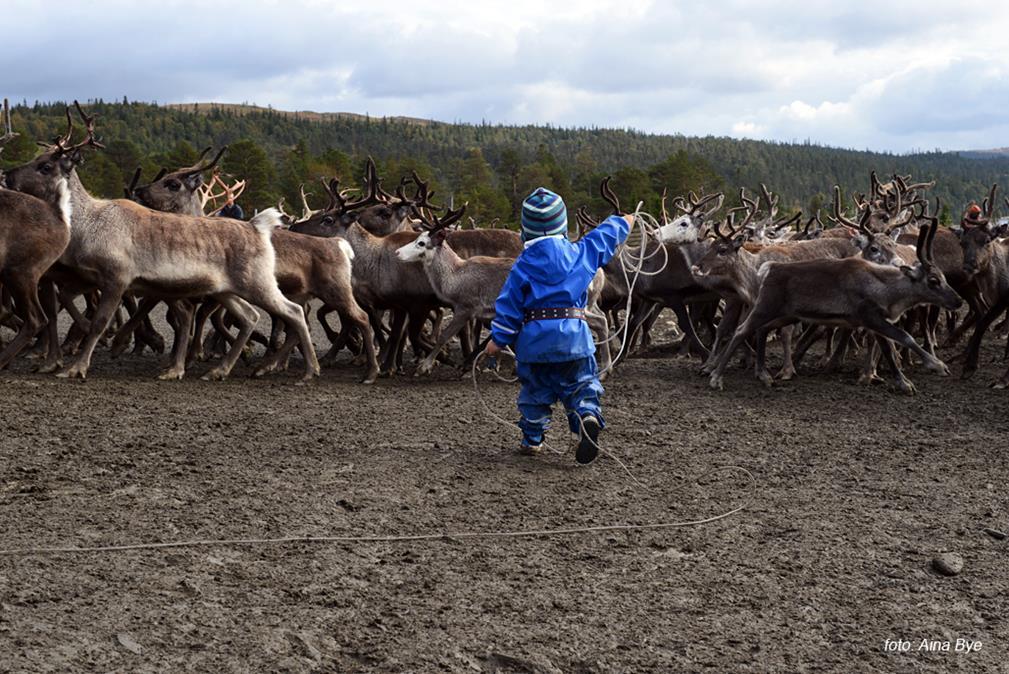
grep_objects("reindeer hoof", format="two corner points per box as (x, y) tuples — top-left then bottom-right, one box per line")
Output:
(776, 367), (796, 381)
(928, 360), (950, 376)
(894, 378), (917, 395)
(35, 360), (62, 374)
(991, 379), (1009, 390)
(708, 374), (724, 390)
(157, 368), (185, 381)
(201, 368), (228, 382)
(56, 365), (87, 380)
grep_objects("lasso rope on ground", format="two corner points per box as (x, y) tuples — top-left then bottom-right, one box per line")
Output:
(0, 208), (752, 558)
(0, 466), (754, 557)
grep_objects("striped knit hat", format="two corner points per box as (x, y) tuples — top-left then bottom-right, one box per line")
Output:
(521, 187), (568, 241)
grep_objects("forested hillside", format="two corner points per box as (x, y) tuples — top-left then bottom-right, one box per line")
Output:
(3, 99), (1008, 224)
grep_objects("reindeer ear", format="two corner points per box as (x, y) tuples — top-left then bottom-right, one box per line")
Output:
(184, 173), (204, 191)
(900, 265), (922, 280)
(58, 154), (77, 172)
(852, 234), (869, 250)
(731, 235), (745, 250)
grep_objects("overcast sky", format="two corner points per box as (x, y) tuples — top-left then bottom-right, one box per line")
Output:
(5, 1), (1008, 153)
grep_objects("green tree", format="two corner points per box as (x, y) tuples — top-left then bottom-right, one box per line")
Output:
(222, 139), (278, 212)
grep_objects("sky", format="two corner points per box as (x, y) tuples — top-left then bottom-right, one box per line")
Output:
(5, 0), (1009, 153)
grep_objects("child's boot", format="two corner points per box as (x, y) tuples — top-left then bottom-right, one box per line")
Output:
(576, 415), (601, 464)
(519, 435), (543, 456)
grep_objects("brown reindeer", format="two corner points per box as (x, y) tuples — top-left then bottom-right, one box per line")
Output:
(130, 156), (379, 383)
(2, 102), (318, 381)
(708, 219), (962, 394)
(0, 98), (71, 370)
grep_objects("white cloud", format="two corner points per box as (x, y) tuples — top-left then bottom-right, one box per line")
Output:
(731, 121), (763, 136)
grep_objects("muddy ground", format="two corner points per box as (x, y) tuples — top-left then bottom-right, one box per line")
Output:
(1, 310), (1008, 673)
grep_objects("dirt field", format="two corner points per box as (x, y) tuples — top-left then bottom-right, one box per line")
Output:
(1, 313), (1007, 673)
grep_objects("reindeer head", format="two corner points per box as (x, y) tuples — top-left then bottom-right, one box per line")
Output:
(3, 101), (104, 203)
(288, 175), (385, 238)
(356, 168), (436, 235)
(395, 205), (467, 262)
(690, 205), (755, 284)
(830, 185), (910, 267)
(131, 147), (227, 216)
(657, 188), (724, 244)
(904, 215), (962, 311)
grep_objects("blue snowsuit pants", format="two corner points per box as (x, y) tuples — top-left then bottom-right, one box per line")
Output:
(516, 357), (605, 445)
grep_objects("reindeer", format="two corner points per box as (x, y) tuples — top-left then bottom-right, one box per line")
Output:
(128, 156), (379, 383)
(290, 181), (521, 374)
(2, 102), (318, 381)
(692, 184), (914, 379)
(956, 189), (1009, 387)
(708, 220), (962, 394)
(0, 98), (71, 371)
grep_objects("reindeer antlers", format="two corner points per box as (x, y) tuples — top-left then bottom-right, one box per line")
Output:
(600, 176), (623, 215)
(0, 98), (18, 154)
(124, 167), (142, 198)
(831, 185), (861, 230)
(181, 146), (227, 177)
(48, 100), (104, 156)
(412, 203), (468, 232)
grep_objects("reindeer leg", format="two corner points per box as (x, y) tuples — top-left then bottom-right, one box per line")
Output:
(36, 282), (63, 373)
(416, 311), (472, 376)
(874, 335), (915, 394)
(57, 281), (130, 380)
(202, 296), (258, 381)
(0, 275), (46, 370)
(863, 313), (949, 377)
(158, 300), (195, 380)
(962, 298), (1009, 379)
(776, 325), (796, 380)
(700, 298), (742, 375)
(669, 299), (709, 360)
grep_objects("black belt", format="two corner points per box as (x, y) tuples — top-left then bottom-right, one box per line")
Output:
(523, 307), (587, 323)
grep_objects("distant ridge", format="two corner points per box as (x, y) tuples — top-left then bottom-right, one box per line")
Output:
(962, 147), (1009, 159)
(7, 100), (1009, 215)
(166, 102), (436, 127)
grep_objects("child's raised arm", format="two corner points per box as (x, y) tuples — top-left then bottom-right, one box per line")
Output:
(579, 213), (633, 269)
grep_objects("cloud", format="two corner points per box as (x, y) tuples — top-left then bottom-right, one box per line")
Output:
(4, 0), (1009, 151)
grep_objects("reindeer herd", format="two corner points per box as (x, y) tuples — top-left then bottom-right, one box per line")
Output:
(2, 100), (1009, 395)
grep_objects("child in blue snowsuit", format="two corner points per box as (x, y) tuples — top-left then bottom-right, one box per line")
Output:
(486, 187), (631, 464)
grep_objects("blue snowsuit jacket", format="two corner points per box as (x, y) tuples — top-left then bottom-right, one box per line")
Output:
(490, 215), (629, 363)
